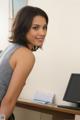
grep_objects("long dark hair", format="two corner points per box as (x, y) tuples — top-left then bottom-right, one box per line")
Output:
(9, 5), (48, 50)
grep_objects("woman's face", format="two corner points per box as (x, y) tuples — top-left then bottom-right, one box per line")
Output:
(26, 16), (47, 49)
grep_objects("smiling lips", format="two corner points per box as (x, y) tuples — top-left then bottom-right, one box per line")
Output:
(36, 36), (45, 41)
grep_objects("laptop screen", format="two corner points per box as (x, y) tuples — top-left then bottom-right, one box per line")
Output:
(63, 73), (80, 103)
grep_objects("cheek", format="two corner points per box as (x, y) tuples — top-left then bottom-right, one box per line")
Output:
(26, 33), (36, 44)
(26, 32), (31, 40)
(26, 31), (35, 39)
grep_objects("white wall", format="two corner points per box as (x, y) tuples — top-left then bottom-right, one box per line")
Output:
(1, 0), (80, 120)
(16, 1), (80, 119)
(19, 0), (80, 105)
(0, 0), (9, 49)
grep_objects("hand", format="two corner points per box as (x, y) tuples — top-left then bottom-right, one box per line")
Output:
(0, 114), (5, 120)
(0, 108), (6, 120)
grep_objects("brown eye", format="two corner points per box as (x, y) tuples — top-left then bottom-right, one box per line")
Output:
(32, 26), (39, 30)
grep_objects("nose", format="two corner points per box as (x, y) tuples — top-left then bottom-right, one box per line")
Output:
(39, 28), (47, 36)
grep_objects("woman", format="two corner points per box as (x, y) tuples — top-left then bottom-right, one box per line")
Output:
(0, 5), (48, 120)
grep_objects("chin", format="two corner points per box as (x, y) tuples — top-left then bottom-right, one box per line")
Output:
(37, 44), (42, 48)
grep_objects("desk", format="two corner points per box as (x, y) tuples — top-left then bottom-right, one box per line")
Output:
(16, 99), (80, 120)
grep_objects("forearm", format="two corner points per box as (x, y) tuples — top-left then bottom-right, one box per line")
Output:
(0, 98), (15, 120)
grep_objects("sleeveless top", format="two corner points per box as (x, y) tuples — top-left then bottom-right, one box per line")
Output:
(0, 43), (23, 102)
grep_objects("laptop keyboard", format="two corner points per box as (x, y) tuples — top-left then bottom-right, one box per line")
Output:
(57, 105), (80, 110)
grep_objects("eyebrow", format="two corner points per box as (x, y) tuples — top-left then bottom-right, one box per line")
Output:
(32, 24), (47, 26)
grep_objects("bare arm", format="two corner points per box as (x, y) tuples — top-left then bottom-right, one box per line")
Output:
(0, 48), (35, 119)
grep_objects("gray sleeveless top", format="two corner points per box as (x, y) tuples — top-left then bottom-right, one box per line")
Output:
(0, 43), (22, 102)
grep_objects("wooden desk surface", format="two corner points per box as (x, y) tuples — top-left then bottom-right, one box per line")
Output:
(16, 99), (80, 115)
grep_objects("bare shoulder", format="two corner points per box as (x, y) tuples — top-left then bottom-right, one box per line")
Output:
(15, 47), (35, 65)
